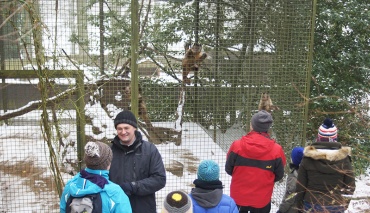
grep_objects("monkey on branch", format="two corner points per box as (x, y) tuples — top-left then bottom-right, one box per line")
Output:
(182, 43), (207, 85)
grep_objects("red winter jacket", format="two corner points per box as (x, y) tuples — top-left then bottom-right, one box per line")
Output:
(225, 131), (286, 208)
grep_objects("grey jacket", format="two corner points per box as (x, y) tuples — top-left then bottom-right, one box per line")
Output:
(278, 164), (299, 213)
(109, 131), (166, 213)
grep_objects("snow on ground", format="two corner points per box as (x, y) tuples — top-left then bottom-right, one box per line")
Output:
(0, 110), (369, 212)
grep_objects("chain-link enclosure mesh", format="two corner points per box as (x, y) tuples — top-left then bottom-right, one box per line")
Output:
(0, 0), (315, 212)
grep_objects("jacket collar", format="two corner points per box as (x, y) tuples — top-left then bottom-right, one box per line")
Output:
(304, 143), (351, 162)
(112, 131), (143, 154)
(249, 130), (271, 139)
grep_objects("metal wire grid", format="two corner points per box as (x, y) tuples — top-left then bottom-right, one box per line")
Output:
(0, 0), (314, 212)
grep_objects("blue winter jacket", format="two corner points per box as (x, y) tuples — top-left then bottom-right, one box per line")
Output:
(60, 168), (132, 213)
(190, 192), (239, 213)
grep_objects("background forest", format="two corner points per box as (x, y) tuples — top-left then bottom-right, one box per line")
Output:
(309, 0), (370, 173)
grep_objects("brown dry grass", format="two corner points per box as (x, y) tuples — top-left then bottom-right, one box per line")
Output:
(0, 159), (59, 210)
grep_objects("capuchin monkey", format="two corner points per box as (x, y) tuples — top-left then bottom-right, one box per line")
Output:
(258, 92), (280, 112)
(182, 43), (207, 85)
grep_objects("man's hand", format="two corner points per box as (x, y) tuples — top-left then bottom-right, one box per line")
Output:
(120, 182), (133, 196)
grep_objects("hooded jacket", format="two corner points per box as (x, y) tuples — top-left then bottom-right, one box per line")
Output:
(225, 131), (286, 208)
(190, 188), (239, 213)
(60, 168), (132, 213)
(295, 142), (355, 210)
(109, 131), (166, 213)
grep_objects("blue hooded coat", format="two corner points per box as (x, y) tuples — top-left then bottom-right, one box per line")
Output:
(60, 168), (132, 213)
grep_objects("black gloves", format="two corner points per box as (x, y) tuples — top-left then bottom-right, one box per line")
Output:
(120, 182), (134, 196)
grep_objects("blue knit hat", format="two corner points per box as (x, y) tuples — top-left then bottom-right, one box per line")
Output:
(291, 147), (304, 166)
(197, 160), (220, 182)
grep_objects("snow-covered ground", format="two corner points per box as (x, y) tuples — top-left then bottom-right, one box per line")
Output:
(0, 109), (369, 212)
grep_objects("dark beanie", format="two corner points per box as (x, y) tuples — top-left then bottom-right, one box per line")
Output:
(251, 110), (273, 132)
(114, 110), (137, 129)
(84, 142), (113, 170)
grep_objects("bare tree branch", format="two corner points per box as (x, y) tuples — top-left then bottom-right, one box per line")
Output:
(0, 87), (77, 121)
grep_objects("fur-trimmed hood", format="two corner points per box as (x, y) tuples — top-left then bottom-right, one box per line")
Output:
(304, 143), (351, 162)
(295, 142), (356, 208)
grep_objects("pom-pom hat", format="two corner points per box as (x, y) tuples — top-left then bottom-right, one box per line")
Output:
(84, 141), (113, 170)
(317, 118), (338, 142)
(162, 190), (193, 213)
(197, 160), (220, 182)
(114, 110), (138, 129)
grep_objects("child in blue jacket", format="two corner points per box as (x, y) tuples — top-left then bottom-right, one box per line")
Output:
(189, 160), (239, 213)
(60, 141), (132, 213)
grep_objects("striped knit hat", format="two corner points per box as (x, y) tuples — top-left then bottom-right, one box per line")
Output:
(317, 118), (338, 142)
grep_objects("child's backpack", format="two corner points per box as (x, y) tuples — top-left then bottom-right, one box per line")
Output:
(65, 193), (102, 213)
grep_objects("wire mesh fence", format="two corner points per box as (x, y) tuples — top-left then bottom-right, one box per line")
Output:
(0, 0), (315, 212)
